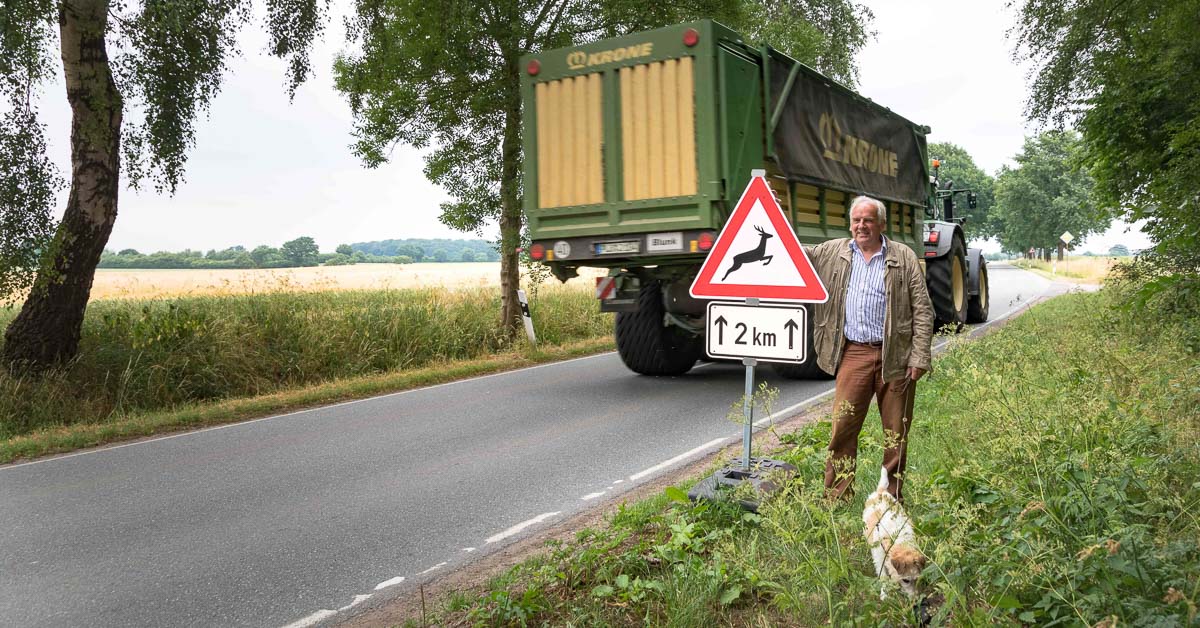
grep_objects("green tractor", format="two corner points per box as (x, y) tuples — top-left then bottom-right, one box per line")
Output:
(922, 159), (989, 330)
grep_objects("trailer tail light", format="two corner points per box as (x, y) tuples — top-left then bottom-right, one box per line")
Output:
(697, 231), (715, 251)
(529, 243), (546, 260)
(526, 59), (540, 76)
(927, 231), (939, 244)
(683, 28), (699, 47)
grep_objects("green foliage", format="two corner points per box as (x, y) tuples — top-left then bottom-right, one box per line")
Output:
(992, 130), (1108, 255)
(732, 0), (874, 87)
(1012, 0), (1200, 271)
(0, 107), (61, 305)
(350, 238), (497, 262)
(1108, 244), (1130, 258)
(0, 284), (610, 440)
(280, 236), (320, 266)
(928, 141), (996, 239)
(335, 244), (353, 256)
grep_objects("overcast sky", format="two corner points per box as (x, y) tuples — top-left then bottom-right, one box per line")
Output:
(35, 0), (1150, 255)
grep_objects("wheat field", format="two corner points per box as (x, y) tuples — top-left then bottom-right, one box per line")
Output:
(89, 263), (606, 300)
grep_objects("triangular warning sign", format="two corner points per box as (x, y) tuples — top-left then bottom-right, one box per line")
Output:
(689, 172), (828, 303)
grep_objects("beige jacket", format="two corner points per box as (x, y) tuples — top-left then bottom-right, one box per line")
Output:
(808, 238), (934, 382)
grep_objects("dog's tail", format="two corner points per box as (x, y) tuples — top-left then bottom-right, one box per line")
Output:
(876, 466), (890, 493)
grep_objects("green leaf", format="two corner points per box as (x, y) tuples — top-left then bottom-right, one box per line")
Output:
(719, 586), (742, 605)
(591, 584), (614, 598)
(615, 574), (630, 589)
(991, 594), (1021, 610)
(664, 486), (690, 503)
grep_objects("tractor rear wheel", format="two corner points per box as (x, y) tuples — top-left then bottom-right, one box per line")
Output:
(966, 259), (990, 323)
(615, 281), (701, 375)
(926, 236), (968, 331)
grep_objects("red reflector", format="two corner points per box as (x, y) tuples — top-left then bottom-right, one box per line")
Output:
(526, 60), (540, 76)
(928, 231), (940, 243)
(697, 232), (715, 251)
(683, 28), (699, 47)
(529, 243), (545, 260)
(925, 251), (936, 257)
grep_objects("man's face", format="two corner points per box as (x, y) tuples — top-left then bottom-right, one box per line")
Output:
(849, 201), (884, 248)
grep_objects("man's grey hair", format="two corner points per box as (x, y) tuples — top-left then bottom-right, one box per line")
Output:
(850, 195), (887, 223)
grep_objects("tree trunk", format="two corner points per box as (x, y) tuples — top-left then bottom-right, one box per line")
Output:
(497, 62), (523, 335)
(1057, 241), (1065, 261)
(2, 0), (121, 372)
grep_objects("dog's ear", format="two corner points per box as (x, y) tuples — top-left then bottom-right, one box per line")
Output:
(891, 545), (926, 573)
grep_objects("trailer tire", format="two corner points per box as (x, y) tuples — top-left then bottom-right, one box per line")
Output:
(927, 235), (968, 332)
(966, 258), (989, 323)
(771, 305), (832, 379)
(615, 282), (701, 376)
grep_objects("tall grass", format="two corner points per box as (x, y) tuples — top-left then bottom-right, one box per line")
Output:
(0, 284), (610, 440)
(441, 284), (1200, 626)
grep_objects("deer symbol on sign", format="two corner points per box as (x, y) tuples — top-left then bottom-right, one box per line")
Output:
(721, 225), (774, 280)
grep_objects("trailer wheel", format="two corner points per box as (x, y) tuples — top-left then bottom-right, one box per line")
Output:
(966, 259), (989, 323)
(926, 236), (968, 331)
(771, 305), (832, 379)
(615, 281), (701, 376)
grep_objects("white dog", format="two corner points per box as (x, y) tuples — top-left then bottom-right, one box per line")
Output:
(862, 467), (926, 598)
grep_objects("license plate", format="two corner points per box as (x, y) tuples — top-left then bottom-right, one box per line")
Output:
(596, 240), (640, 255)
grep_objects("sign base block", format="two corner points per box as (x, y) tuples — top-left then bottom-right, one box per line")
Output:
(687, 458), (798, 512)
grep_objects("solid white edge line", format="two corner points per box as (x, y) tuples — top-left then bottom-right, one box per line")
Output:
(374, 576), (405, 591)
(3, 351), (618, 471)
(339, 594), (372, 611)
(581, 491), (605, 500)
(485, 511), (561, 544)
(418, 562), (448, 575)
(629, 437), (729, 482)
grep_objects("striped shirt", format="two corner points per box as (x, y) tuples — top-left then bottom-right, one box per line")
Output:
(844, 236), (887, 344)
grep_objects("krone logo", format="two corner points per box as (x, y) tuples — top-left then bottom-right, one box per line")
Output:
(566, 51), (587, 69)
(566, 43), (654, 70)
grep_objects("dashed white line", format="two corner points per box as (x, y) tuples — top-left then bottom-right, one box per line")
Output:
(339, 594), (372, 611)
(374, 576), (405, 591)
(282, 609), (336, 628)
(485, 511), (561, 544)
(613, 479), (624, 484)
(418, 561), (448, 575)
(629, 437), (728, 481)
(463, 547), (476, 553)
(581, 491), (605, 500)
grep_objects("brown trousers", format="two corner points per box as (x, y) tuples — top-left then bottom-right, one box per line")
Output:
(824, 342), (916, 502)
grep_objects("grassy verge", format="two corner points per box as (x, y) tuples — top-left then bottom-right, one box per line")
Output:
(430, 286), (1200, 626)
(1, 284), (612, 463)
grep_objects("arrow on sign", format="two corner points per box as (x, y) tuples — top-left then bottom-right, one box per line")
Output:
(784, 318), (798, 349)
(713, 315), (728, 344)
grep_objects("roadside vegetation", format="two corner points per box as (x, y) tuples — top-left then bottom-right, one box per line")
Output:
(1011, 255), (1116, 284)
(0, 283), (610, 462)
(427, 276), (1199, 626)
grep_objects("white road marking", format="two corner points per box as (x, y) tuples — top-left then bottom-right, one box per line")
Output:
(463, 547), (476, 552)
(485, 511), (561, 544)
(281, 609), (336, 628)
(418, 562), (448, 575)
(374, 576), (405, 591)
(339, 594), (372, 611)
(581, 491), (605, 500)
(613, 479), (624, 484)
(630, 437), (729, 481)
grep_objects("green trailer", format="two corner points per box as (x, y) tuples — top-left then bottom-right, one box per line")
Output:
(520, 20), (987, 377)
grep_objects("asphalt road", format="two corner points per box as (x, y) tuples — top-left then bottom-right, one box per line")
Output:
(0, 263), (1058, 628)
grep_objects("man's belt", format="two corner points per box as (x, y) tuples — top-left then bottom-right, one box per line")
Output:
(846, 339), (883, 347)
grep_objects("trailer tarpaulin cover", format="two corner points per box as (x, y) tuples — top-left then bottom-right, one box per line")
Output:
(768, 56), (928, 207)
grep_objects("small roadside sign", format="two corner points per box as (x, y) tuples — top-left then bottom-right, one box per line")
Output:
(706, 302), (807, 364)
(689, 172), (827, 303)
(1060, 231), (1074, 244)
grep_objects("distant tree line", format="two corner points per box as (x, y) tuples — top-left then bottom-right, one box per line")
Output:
(98, 238), (500, 269)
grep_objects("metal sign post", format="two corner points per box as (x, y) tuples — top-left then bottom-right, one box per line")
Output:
(741, 356), (756, 471)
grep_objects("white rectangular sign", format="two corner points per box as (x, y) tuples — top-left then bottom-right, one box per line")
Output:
(706, 302), (808, 364)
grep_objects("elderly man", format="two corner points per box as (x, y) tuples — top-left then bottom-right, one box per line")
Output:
(808, 195), (934, 502)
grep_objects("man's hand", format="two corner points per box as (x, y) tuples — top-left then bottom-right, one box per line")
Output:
(907, 366), (927, 382)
